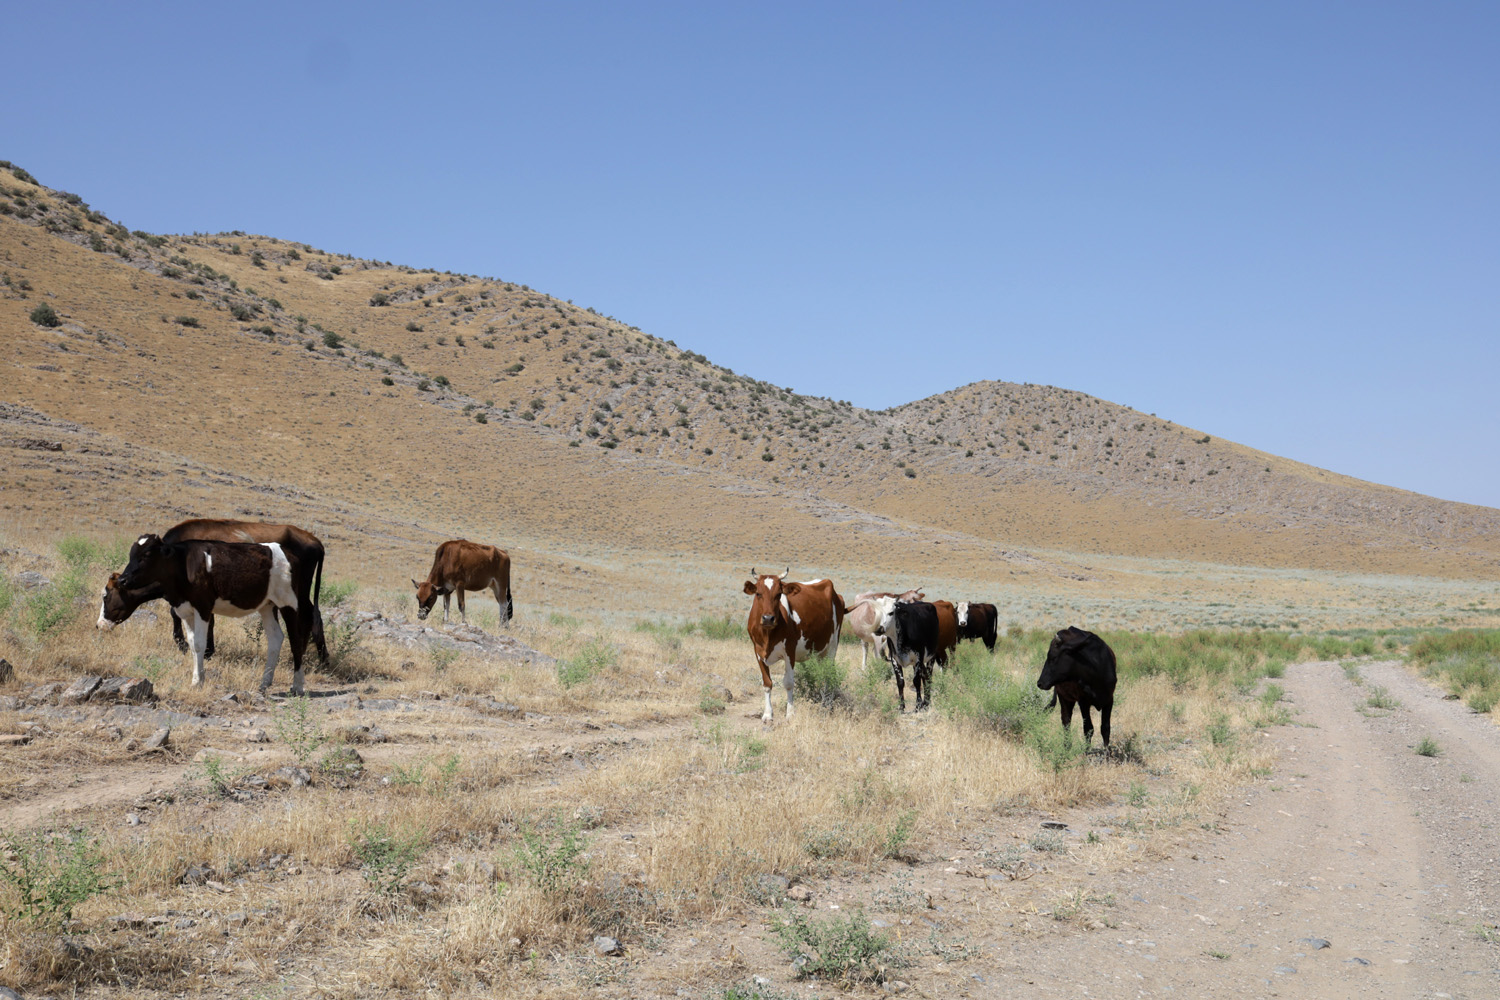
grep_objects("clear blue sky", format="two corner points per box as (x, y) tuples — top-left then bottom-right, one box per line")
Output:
(5, 2), (1497, 508)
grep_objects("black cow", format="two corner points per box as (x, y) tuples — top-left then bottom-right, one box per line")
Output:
(100, 536), (314, 694)
(955, 601), (998, 652)
(873, 600), (941, 711)
(1036, 626), (1117, 747)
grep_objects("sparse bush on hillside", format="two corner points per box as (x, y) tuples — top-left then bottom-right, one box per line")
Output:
(28, 302), (59, 327)
(369, 292), (390, 306)
(322, 330), (343, 349)
(406, 321), (423, 332)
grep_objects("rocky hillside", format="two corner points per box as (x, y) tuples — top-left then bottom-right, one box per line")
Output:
(3, 160), (1497, 602)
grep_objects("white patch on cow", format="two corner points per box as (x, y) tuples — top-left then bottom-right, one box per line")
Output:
(763, 639), (788, 667)
(96, 590), (113, 631)
(957, 601), (969, 626)
(213, 598), (255, 617)
(793, 634), (809, 659)
(804, 578), (822, 585)
(791, 608), (802, 626)
(261, 543), (298, 610)
(204, 552), (212, 573)
(780, 595), (791, 616)
(762, 578), (774, 591)
(137, 536), (149, 548)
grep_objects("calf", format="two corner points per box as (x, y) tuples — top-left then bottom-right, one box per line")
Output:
(1035, 626), (1118, 747)
(103, 536), (313, 694)
(845, 588), (923, 669)
(742, 568), (845, 721)
(413, 539), (513, 625)
(955, 601), (998, 651)
(873, 599), (941, 711)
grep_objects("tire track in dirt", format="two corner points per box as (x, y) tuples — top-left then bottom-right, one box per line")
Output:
(987, 659), (1500, 998)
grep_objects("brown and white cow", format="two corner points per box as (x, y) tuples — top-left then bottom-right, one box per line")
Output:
(118, 520), (327, 662)
(413, 539), (512, 625)
(845, 588), (924, 669)
(956, 601), (998, 651)
(101, 536), (314, 693)
(742, 568), (846, 722)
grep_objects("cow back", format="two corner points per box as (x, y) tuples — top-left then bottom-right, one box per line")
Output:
(432, 539), (509, 589)
(1038, 626), (1118, 699)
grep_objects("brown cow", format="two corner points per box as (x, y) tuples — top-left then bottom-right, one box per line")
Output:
(742, 568), (845, 722)
(845, 588), (923, 669)
(413, 539), (512, 625)
(931, 600), (959, 667)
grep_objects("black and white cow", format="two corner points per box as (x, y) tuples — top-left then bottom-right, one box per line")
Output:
(955, 601), (998, 651)
(872, 599), (941, 711)
(1035, 626), (1118, 747)
(100, 535), (314, 694)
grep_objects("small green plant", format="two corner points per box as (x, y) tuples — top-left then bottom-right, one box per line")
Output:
(1126, 781), (1149, 807)
(196, 752), (236, 797)
(557, 639), (617, 688)
(1342, 662), (1364, 685)
(29, 302), (60, 327)
(429, 646), (460, 674)
(273, 696), (327, 764)
(1030, 831), (1066, 853)
(1205, 949), (1232, 960)
(1414, 736), (1441, 757)
(513, 821), (589, 895)
(350, 821), (428, 896)
(1206, 713), (1234, 746)
(1365, 686), (1400, 711)
(698, 685), (726, 715)
(794, 653), (845, 708)
(883, 809), (917, 858)
(1259, 683), (1285, 708)
(0, 829), (119, 929)
(772, 905), (907, 984)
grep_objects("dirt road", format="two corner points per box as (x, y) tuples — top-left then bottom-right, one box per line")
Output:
(986, 659), (1500, 998)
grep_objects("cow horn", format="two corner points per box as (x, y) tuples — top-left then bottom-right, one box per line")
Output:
(779, 567), (789, 580)
(750, 567), (757, 579)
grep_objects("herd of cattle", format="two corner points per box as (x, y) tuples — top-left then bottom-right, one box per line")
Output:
(91, 519), (1117, 748)
(742, 569), (1118, 746)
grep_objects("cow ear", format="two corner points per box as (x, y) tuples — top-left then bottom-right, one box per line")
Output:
(743, 580), (757, 595)
(781, 582), (802, 596)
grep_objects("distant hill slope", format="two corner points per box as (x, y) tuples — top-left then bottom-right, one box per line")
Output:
(2, 159), (1497, 613)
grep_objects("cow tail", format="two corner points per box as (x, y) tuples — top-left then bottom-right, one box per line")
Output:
(313, 548), (324, 608)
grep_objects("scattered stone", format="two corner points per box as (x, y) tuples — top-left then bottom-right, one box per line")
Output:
(883, 982), (910, 994)
(108, 913), (148, 930)
(1041, 820), (1068, 830)
(1273, 965), (1297, 975)
(0, 985), (21, 999)
(142, 727), (171, 751)
(126, 813), (142, 826)
(1087, 919), (1106, 930)
(175, 917), (198, 929)
(0, 733), (31, 747)
(1346, 957), (1372, 966)
(219, 692), (241, 704)
(593, 935), (622, 956)
(270, 766), (312, 788)
(222, 911), (249, 928)
(0, 657), (13, 684)
(245, 728), (269, 743)
(786, 885), (813, 903)
(145, 915), (172, 929)
(57, 937), (94, 960)
(0, 695), (19, 710)
(122, 737), (139, 751)
(94, 676), (155, 703)
(756, 874), (791, 899)
(15, 570), (50, 590)
(59, 675), (103, 705)
(26, 681), (64, 705)
(1302, 937), (1331, 950)
(753, 976), (772, 988)
(181, 865), (215, 886)
(573, 805), (605, 829)
(242, 775), (268, 789)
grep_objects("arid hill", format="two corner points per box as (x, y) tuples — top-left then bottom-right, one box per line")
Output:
(2, 161), (1497, 625)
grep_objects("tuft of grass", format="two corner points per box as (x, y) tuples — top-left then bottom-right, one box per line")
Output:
(794, 654), (845, 708)
(1365, 686), (1400, 711)
(273, 696), (328, 763)
(1409, 631), (1500, 715)
(557, 639), (617, 688)
(0, 828), (119, 929)
(350, 821), (428, 897)
(1414, 736), (1441, 757)
(772, 905), (907, 985)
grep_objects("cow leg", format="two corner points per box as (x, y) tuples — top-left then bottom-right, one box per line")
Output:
(259, 607), (283, 694)
(891, 660), (906, 712)
(187, 610), (208, 686)
(783, 655), (795, 720)
(171, 608), (189, 652)
(457, 589), (468, 624)
(1080, 702), (1096, 745)
(1059, 696), (1075, 732)
(205, 614), (216, 660)
(284, 606), (307, 696)
(915, 657), (931, 711)
(1100, 699), (1112, 748)
(757, 658), (774, 722)
(311, 604), (329, 663)
(441, 592), (451, 624)
(860, 639), (869, 672)
(489, 579), (507, 626)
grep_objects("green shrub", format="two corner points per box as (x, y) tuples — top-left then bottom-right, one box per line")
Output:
(772, 906), (907, 984)
(0, 829), (119, 929)
(274, 696), (327, 763)
(558, 639), (617, 688)
(513, 821), (589, 895)
(350, 821), (428, 896)
(29, 302), (60, 327)
(1409, 631), (1500, 715)
(794, 654), (845, 708)
(1415, 736), (1441, 757)
(322, 330), (343, 349)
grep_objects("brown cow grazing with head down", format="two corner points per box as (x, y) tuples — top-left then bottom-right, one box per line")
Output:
(413, 539), (512, 625)
(742, 568), (845, 722)
(845, 588), (923, 670)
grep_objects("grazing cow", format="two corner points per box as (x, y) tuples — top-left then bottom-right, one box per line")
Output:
(955, 601), (998, 651)
(872, 600), (941, 711)
(930, 600), (959, 667)
(845, 588), (923, 669)
(413, 539), (512, 625)
(1035, 626), (1118, 747)
(143, 520), (327, 663)
(742, 568), (845, 721)
(101, 536), (314, 693)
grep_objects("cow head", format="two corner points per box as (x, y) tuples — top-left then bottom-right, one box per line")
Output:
(868, 596), (899, 639)
(956, 601), (970, 627)
(1036, 626), (1093, 691)
(898, 588), (924, 603)
(412, 578), (450, 620)
(97, 572), (129, 630)
(742, 567), (795, 631)
(118, 534), (171, 591)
